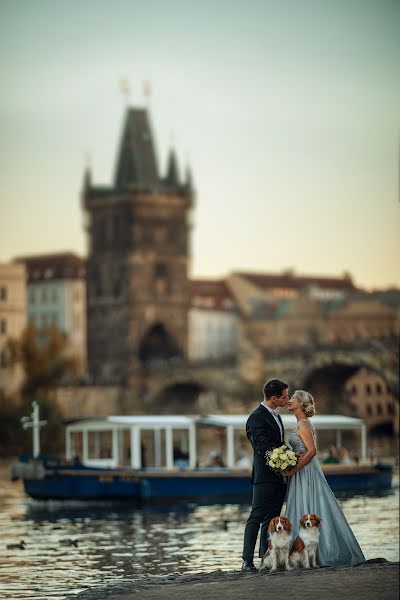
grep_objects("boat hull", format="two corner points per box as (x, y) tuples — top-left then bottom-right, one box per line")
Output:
(15, 457), (394, 503)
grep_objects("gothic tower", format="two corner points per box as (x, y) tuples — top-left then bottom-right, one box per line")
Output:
(82, 107), (194, 387)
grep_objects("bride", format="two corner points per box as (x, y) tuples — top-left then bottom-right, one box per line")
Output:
(285, 390), (365, 566)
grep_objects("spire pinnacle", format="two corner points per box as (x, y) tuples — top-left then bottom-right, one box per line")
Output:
(165, 148), (180, 187)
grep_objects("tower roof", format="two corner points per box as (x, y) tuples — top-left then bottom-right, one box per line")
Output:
(114, 108), (159, 190)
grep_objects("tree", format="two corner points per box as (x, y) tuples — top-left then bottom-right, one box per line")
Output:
(1, 326), (80, 456)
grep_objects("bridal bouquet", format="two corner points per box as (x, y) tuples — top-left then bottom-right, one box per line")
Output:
(265, 445), (297, 474)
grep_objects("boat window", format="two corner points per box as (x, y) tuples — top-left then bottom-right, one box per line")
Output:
(118, 430), (132, 467)
(141, 429), (166, 468)
(88, 431), (112, 459)
(70, 431), (83, 461)
(173, 430), (189, 467)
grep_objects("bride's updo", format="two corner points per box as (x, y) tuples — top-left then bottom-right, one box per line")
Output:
(294, 390), (316, 417)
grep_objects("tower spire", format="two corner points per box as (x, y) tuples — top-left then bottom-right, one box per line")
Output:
(165, 148), (180, 187)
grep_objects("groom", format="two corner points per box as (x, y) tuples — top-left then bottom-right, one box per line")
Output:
(241, 378), (289, 572)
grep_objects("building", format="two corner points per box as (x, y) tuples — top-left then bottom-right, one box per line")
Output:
(226, 270), (399, 351)
(345, 367), (399, 457)
(83, 107), (193, 384)
(14, 253), (86, 368)
(227, 270), (357, 317)
(0, 262), (27, 397)
(189, 279), (238, 360)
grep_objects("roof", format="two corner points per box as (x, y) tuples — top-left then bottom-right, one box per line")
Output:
(201, 414), (365, 430)
(65, 414), (365, 431)
(14, 252), (85, 282)
(114, 108), (159, 190)
(235, 271), (357, 293)
(190, 279), (236, 311)
(65, 415), (198, 429)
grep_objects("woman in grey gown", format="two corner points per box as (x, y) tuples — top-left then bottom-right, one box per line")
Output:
(285, 390), (365, 567)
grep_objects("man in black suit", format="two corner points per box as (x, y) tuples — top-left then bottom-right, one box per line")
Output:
(241, 378), (289, 572)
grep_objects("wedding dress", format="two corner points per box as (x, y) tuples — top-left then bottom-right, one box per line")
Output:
(285, 421), (365, 566)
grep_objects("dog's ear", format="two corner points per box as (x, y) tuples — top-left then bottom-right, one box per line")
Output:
(268, 518), (276, 532)
(299, 515), (306, 527)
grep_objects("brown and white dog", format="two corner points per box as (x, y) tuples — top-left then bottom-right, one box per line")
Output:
(260, 516), (293, 572)
(290, 513), (321, 569)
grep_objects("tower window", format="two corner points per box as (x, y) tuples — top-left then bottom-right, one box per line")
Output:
(154, 263), (169, 296)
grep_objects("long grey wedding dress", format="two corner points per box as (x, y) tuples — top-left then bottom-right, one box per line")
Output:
(285, 421), (365, 566)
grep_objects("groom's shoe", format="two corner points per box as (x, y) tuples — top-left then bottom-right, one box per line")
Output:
(241, 559), (257, 573)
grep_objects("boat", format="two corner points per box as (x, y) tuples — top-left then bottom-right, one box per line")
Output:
(10, 403), (393, 503)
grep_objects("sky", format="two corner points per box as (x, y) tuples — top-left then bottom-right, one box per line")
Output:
(0, 0), (399, 290)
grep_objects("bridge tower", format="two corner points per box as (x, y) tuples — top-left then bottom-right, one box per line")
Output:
(82, 107), (194, 389)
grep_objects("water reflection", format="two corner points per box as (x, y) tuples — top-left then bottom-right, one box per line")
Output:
(0, 468), (398, 600)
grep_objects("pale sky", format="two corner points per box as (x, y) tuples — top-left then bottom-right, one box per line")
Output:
(0, 0), (399, 290)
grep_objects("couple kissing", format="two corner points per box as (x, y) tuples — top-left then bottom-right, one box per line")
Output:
(241, 379), (365, 572)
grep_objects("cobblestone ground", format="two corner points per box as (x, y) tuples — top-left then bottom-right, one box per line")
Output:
(65, 560), (398, 600)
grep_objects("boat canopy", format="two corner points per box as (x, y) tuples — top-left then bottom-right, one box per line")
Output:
(64, 413), (367, 469)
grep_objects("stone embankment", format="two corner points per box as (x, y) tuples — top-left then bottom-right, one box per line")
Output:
(65, 559), (398, 600)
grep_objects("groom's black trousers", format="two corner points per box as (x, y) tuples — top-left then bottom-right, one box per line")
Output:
(242, 481), (287, 561)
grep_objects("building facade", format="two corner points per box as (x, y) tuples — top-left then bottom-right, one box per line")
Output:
(189, 279), (238, 360)
(15, 253), (86, 369)
(0, 262), (27, 397)
(345, 367), (399, 457)
(84, 107), (193, 384)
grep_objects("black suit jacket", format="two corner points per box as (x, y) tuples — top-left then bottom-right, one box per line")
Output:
(246, 404), (285, 484)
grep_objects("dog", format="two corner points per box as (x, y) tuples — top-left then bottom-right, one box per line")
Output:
(260, 516), (293, 572)
(290, 513), (321, 569)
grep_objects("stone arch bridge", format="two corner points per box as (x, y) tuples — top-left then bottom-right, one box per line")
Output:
(141, 338), (398, 414)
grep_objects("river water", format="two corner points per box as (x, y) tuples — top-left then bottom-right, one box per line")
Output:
(0, 462), (398, 600)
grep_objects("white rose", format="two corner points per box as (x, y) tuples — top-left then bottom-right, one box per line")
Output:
(287, 451), (295, 457)
(281, 462), (288, 470)
(271, 453), (278, 461)
(275, 448), (283, 455)
(269, 460), (276, 467)
(280, 453), (288, 461)
(290, 459), (296, 466)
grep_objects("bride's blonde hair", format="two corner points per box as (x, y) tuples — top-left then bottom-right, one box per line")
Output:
(294, 390), (316, 417)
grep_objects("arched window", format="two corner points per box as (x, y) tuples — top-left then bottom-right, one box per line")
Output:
(376, 383), (382, 395)
(366, 404), (372, 416)
(350, 384), (357, 395)
(365, 384), (371, 395)
(376, 403), (382, 416)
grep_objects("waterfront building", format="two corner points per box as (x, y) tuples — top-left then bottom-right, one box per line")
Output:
(0, 262), (27, 397)
(345, 367), (399, 457)
(189, 279), (238, 360)
(14, 253), (86, 369)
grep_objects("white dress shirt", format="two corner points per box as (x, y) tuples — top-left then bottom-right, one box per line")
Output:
(261, 402), (283, 441)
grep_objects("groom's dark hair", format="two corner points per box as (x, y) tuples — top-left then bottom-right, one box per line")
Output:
(263, 379), (288, 399)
